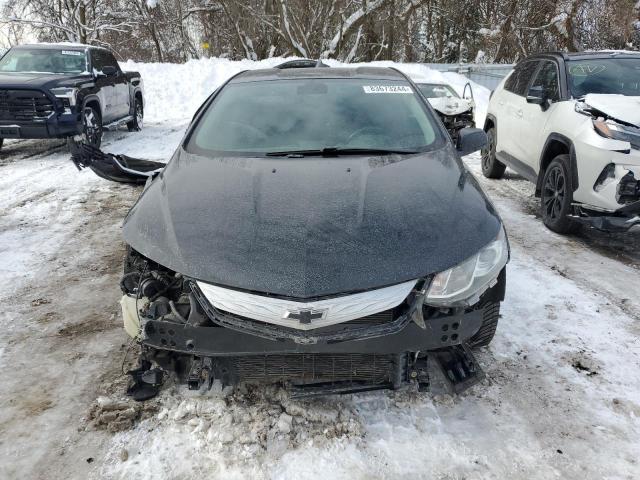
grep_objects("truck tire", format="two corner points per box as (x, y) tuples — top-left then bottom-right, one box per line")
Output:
(540, 154), (581, 234)
(82, 106), (103, 148)
(481, 127), (506, 179)
(469, 302), (500, 348)
(127, 97), (143, 132)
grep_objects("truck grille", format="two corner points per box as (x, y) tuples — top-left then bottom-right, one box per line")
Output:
(0, 89), (55, 122)
(231, 353), (400, 386)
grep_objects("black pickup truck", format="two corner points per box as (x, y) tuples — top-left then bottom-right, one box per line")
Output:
(0, 43), (144, 149)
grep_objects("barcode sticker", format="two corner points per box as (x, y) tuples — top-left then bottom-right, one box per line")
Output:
(363, 85), (413, 94)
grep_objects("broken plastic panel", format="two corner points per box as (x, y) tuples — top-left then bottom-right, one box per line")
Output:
(70, 143), (165, 184)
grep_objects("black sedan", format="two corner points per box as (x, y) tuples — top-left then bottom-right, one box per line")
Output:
(73, 65), (509, 399)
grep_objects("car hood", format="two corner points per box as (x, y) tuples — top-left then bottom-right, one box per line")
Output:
(0, 72), (91, 89)
(427, 97), (474, 116)
(584, 94), (640, 127)
(123, 146), (502, 298)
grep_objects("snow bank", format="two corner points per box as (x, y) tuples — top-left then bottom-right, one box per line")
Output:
(121, 57), (490, 126)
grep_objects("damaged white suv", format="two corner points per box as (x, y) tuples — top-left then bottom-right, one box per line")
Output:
(482, 51), (640, 233)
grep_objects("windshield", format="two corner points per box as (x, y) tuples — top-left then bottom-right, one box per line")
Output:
(567, 58), (640, 97)
(417, 83), (459, 99)
(0, 48), (87, 74)
(187, 78), (443, 155)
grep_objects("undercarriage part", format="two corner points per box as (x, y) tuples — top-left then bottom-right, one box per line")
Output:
(617, 171), (640, 204)
(408, 354), (430, 392)
(432, 344), (485, 394)
(571, 201), (640, 232)
(187, 356), (214, 390)
(70, 143), (164, 184)
(126, 360), (164, 401)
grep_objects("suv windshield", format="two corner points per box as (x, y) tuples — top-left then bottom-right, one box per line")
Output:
(0, 48), (87, 74)
(417, 83), (459, 99)
(187, 78), (443, 155)
(567, 58), (640, 97)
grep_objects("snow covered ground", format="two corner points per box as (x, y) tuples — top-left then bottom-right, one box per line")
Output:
(0, 58), (638, 480)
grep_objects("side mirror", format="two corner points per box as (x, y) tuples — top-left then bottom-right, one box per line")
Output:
(456, 128), (487, 156)
(526, 85), (545, 105)
(100, 65), (117, 77)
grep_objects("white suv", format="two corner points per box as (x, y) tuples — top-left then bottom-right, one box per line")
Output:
(482, 51), (640, 233)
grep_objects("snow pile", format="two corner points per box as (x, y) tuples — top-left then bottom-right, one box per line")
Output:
(121, 57), (490, 126)
(100, 384), (364, 479)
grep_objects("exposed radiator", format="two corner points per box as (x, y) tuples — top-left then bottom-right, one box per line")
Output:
(230, 353), (401, 386)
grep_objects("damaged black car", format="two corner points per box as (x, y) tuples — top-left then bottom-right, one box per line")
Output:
(73, 66), (509, 398)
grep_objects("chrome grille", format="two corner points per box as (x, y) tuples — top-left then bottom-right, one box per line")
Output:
(0, 89), (54, 122)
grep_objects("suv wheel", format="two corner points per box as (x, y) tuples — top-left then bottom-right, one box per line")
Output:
(541, 154), (580, 234)
(481, 127), (506, 179)
(127, 97), (143, 132)
(82, 106), (103, 148)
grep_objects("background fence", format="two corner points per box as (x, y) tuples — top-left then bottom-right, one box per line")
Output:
(425, 63), (515, 91)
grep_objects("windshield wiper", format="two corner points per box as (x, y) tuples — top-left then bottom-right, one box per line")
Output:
(265, 147), (419, 157)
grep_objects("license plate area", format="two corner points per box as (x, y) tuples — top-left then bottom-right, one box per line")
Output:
(0, 125), (20, 137)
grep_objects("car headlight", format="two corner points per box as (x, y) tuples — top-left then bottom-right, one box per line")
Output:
(51, 87), (78, 112)
(426, 227), (509, 306)
(593, 119), (640, 149)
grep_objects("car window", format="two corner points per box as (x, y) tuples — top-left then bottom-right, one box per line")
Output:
(567, 58), (640, 97)
(417, 84), (459, 99)
(187, 78), (444, 155)
(90, 50), (105, 72)
(0, 48), (87, 74)
(530, 61), (559, 101)
(104, 51), (121, 72)
(504, 61), (540, 96)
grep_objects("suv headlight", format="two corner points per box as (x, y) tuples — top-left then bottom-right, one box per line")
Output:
(426, 227), (509, 306)
(593, 119), (640, 149)
(51, 87), (78, 112)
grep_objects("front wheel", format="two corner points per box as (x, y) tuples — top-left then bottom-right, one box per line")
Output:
(468, 302), (500, 348)
(540, 154), (580, 234)
(82, 106), (103, 148)
(127, 97), (143, 132)
(481, 127), (506, 179)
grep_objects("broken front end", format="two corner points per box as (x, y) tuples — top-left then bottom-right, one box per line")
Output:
(120, 247), (506, 397)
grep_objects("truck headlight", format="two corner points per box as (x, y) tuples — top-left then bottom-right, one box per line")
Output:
(51, 87), (78, 112)
(426, 227), (509, 306)
(593, 120), (640, 149)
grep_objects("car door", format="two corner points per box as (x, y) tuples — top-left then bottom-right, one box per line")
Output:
(104, 51), (130, 120)
(494, 60), (539, 174)
(90, 49), (117, 123)
(515, 60), (561, 172)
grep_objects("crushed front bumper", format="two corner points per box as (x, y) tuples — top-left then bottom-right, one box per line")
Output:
(142, 307), (485, 356)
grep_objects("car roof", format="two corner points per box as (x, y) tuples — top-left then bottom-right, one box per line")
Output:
(525, 50), (640, 63)
(232, 66), (408, 83)
(13, 43), (106, 52)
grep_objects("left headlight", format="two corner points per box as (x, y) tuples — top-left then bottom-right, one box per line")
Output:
(426, 227), (509, 307)
(51, 87), (78, 111)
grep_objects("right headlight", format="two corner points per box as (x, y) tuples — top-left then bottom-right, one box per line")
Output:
(593, 119), (640, 149)
(426, 227), (509, 307)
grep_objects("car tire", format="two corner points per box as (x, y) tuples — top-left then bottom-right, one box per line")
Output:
(82, 106), (103, 148)
(540, 154), (581, 234)
(469, 302), (500, 348)
(127, 97), (143, 132)
(481, 127), (506, 179)
(0, 138), (3, 151)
